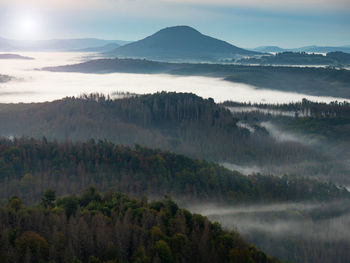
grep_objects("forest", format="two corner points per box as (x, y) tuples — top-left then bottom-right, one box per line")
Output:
(222, 98), (350, 184)
(1, 93), (350, 263)
(1, 137), (347, 206)
(0, 187), (281, 263)
(0, 92), (346, 183)
(0, 137), (349, 263)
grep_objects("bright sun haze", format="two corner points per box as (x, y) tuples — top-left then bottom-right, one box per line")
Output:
(14, 13), (42, 40)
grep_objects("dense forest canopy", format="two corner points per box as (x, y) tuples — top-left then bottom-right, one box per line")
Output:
(1, 93), (350, 263)
(0, 92), (344, 183)
(0, 187), (281, 263)
(0, 137), (348, 206)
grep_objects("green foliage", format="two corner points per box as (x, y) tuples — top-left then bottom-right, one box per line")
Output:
(56, 195), (79, 218)
(41, 189), (56, 208)
(0, 188), (280, 263)
(8, 196), (22, 212)
(153, 240), (173, 263)
(0, 92), (336, 169)
(15, 231), (49, 263)
(0, 138), (347, 206)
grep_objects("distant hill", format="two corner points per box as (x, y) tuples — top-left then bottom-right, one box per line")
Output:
(108, 26), (258, 62)
(0, 37), (129, 52)
(237, 51), (350, 66)
(0, 53), (34, 60)
(294, 45), (350, 54)
(252, 45), (350, 54)
(76, 42), (121, 52)
(252, 46), (288, 53)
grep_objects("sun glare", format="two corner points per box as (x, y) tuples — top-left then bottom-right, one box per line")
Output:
(14, 13), (42, 40)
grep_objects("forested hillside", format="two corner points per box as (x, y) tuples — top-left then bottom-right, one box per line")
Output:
(0, 137), (347, 206)
(222, 99), (350, 183)
(0, 188), (282, 263)
(0, 92), (334, 179)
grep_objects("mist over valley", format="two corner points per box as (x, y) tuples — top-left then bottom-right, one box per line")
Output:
(0, 3), (349, 261)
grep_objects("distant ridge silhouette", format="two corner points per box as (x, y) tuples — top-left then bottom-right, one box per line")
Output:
(109, 25), (258, 62)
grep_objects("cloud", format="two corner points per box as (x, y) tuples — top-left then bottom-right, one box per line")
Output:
(2, 0), (349, 12)
(163, 0), (350, 11)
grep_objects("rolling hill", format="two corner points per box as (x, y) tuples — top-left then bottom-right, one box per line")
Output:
(1, 92), (349, 184)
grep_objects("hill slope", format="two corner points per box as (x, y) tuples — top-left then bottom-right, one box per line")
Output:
(0, 188), (282, 263)
(109, 26), (258, 61)
(0, 92), (330, 170)
(0, 137), (347, 205)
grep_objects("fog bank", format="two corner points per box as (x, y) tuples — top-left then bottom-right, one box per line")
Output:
(0, 52), (349, 104)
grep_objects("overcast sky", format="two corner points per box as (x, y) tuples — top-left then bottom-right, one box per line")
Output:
(0, 0), (349, 48)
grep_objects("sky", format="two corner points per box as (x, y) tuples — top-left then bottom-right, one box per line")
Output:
(0, 0), (349, 48)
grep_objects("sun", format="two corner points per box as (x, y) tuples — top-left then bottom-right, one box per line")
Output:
(19, 16), (38, 32)
(15, 13), (43, 40)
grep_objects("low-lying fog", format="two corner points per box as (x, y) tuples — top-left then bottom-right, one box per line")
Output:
(189, 201), (350, 242)
(0, 52), (349, 104)
(188, 201), (350, 263)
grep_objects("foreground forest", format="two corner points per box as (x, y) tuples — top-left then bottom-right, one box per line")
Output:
(1, 93), (350, 263)
(0, 138), (349, 263)
(42, 58), (350, 98)
(0, 187), (281, 263)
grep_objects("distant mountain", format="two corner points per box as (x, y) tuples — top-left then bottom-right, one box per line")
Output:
(293, 45), (350, 54)
(237, 51), (350, 66)
(0, 37), (129, 52)
(108, 26), (258, 62)
(252, 45), (350, 54)
(0, 53), (34, 60)
(253, 46), (288, 53)
(76, 42), (121, 52)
